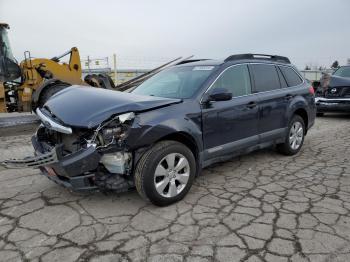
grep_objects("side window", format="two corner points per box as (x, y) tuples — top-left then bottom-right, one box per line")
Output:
(279, 66), (303, 87)
(251, 64), (280, 92)
(211, 65), (251, 97)
(277, 67), (288, 88)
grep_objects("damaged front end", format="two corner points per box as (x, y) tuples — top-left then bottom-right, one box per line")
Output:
(315, 73), (350, 113)
(3, 108), (136, 193)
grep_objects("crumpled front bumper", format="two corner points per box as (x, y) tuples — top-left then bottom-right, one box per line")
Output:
(2, 145), (58, 169)
(315, 97), (350, 112)
(3, 135), (102, 192)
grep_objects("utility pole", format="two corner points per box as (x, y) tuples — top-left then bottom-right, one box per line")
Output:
(87, 55), (91, 74)
(113, 54), (117, 85)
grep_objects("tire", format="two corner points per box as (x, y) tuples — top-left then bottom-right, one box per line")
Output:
(134, 140), (196, 206)
(316, 112), (324, 117)
(38, 83), (70, 108)
(277, 115), (305, 156)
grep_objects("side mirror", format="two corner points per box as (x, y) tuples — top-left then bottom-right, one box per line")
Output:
(208, 88), (232, 102)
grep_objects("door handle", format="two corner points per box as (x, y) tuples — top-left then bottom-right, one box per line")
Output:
(246, 101), (257, 109)
(285, 94), (294, 100)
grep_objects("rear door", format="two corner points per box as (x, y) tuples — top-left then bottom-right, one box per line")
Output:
(201, 64), (259, 160)
(250, 64), (287, 142)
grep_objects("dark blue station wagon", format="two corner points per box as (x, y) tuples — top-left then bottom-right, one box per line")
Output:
(4, 53), (316, 206)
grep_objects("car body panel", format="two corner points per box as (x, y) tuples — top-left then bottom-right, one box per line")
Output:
(45, 86), (181, 128)
(201, 94), (259, 159)
(255, 89), (289, 139)
(126, 101), (203, 152)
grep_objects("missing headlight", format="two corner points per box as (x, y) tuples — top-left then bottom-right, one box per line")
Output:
(118, 112), (135, 123)
(91, 112), (135, 148)
(101, 127), (121, 143)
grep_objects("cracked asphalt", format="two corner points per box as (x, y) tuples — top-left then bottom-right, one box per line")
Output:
(0, 115), (350, 262)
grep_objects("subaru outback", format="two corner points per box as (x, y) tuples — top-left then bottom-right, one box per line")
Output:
(4, 53), (316, 206)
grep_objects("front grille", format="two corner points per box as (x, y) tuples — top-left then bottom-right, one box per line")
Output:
(37, 108), (72, 134)
(37, 126), (92, 156)
(342, 87), (350, 97)
(325, 86), (350, 98)
(325, 88), (340, 98)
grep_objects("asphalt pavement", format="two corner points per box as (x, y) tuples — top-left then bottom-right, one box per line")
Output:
(0, 114), (349, 262)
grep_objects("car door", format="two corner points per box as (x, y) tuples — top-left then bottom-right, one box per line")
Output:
(250, 64), (288, 143)
(201, 64), (259, 160)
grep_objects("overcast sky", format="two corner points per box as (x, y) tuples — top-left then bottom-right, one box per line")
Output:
(1, 0), (349, 69)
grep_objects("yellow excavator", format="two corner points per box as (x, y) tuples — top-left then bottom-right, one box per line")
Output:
(0, 22), (116, 112)
(0, 22), (189, 113)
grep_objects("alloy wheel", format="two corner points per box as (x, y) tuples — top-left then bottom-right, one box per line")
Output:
(153, 153), (190, 198)
(289, 121), (303, 150)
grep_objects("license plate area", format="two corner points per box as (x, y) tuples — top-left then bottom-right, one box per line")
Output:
(44, 166), (57, 177)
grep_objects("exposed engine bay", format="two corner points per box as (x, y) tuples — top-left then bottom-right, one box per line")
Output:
(2, 86), (182, 193)
(4, 109), (137, 193)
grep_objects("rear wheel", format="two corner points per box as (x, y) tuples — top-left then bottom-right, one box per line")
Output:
(134, 140), (196, 206)
(277, 115), (305, 155)
(37, 82), (70, 108)
(84, 74), (115, 89)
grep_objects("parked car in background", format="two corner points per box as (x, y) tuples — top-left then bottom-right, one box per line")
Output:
(3, 54), (316, 206)
(316, 66), (350, 116)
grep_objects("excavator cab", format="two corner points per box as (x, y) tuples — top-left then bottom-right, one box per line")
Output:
(0, 23), (21, 82)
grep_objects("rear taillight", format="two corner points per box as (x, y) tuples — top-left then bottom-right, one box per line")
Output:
(309, 86), (315, 95)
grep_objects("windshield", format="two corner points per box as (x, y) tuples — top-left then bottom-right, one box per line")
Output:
(132, 65), (215, 99)
(333, 67), (350, 78)
(0, 28), (15, 60)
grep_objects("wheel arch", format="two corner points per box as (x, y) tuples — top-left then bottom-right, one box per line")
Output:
(133, 131), (202, 177)
(157, 132), (199, 161)
(155, 131), (202, 176)
(292, 107), (308, 134)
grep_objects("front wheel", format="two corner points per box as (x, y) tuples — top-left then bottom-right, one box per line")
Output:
(134, 141), (196, 206)
(37, 82), (70, 109)
(277, 115), (305, 156)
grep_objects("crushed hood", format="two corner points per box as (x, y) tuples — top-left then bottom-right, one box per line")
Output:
(44, 86), (181, 128)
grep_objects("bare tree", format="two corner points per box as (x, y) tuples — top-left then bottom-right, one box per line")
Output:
(331, 60), (339, 69)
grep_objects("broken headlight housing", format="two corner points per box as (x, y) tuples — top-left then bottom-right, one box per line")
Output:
(91, 112), (135, 148)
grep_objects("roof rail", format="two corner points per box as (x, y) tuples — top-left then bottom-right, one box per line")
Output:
(224, 53), (291, 64)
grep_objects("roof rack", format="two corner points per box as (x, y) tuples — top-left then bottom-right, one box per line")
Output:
(224, 53), (291, 64)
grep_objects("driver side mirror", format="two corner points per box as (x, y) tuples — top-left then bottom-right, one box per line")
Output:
(208, 88), (232, 102)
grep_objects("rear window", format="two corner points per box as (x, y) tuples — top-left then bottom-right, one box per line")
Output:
(251, 64), (280, 92)
(279, 66), (303, 87)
